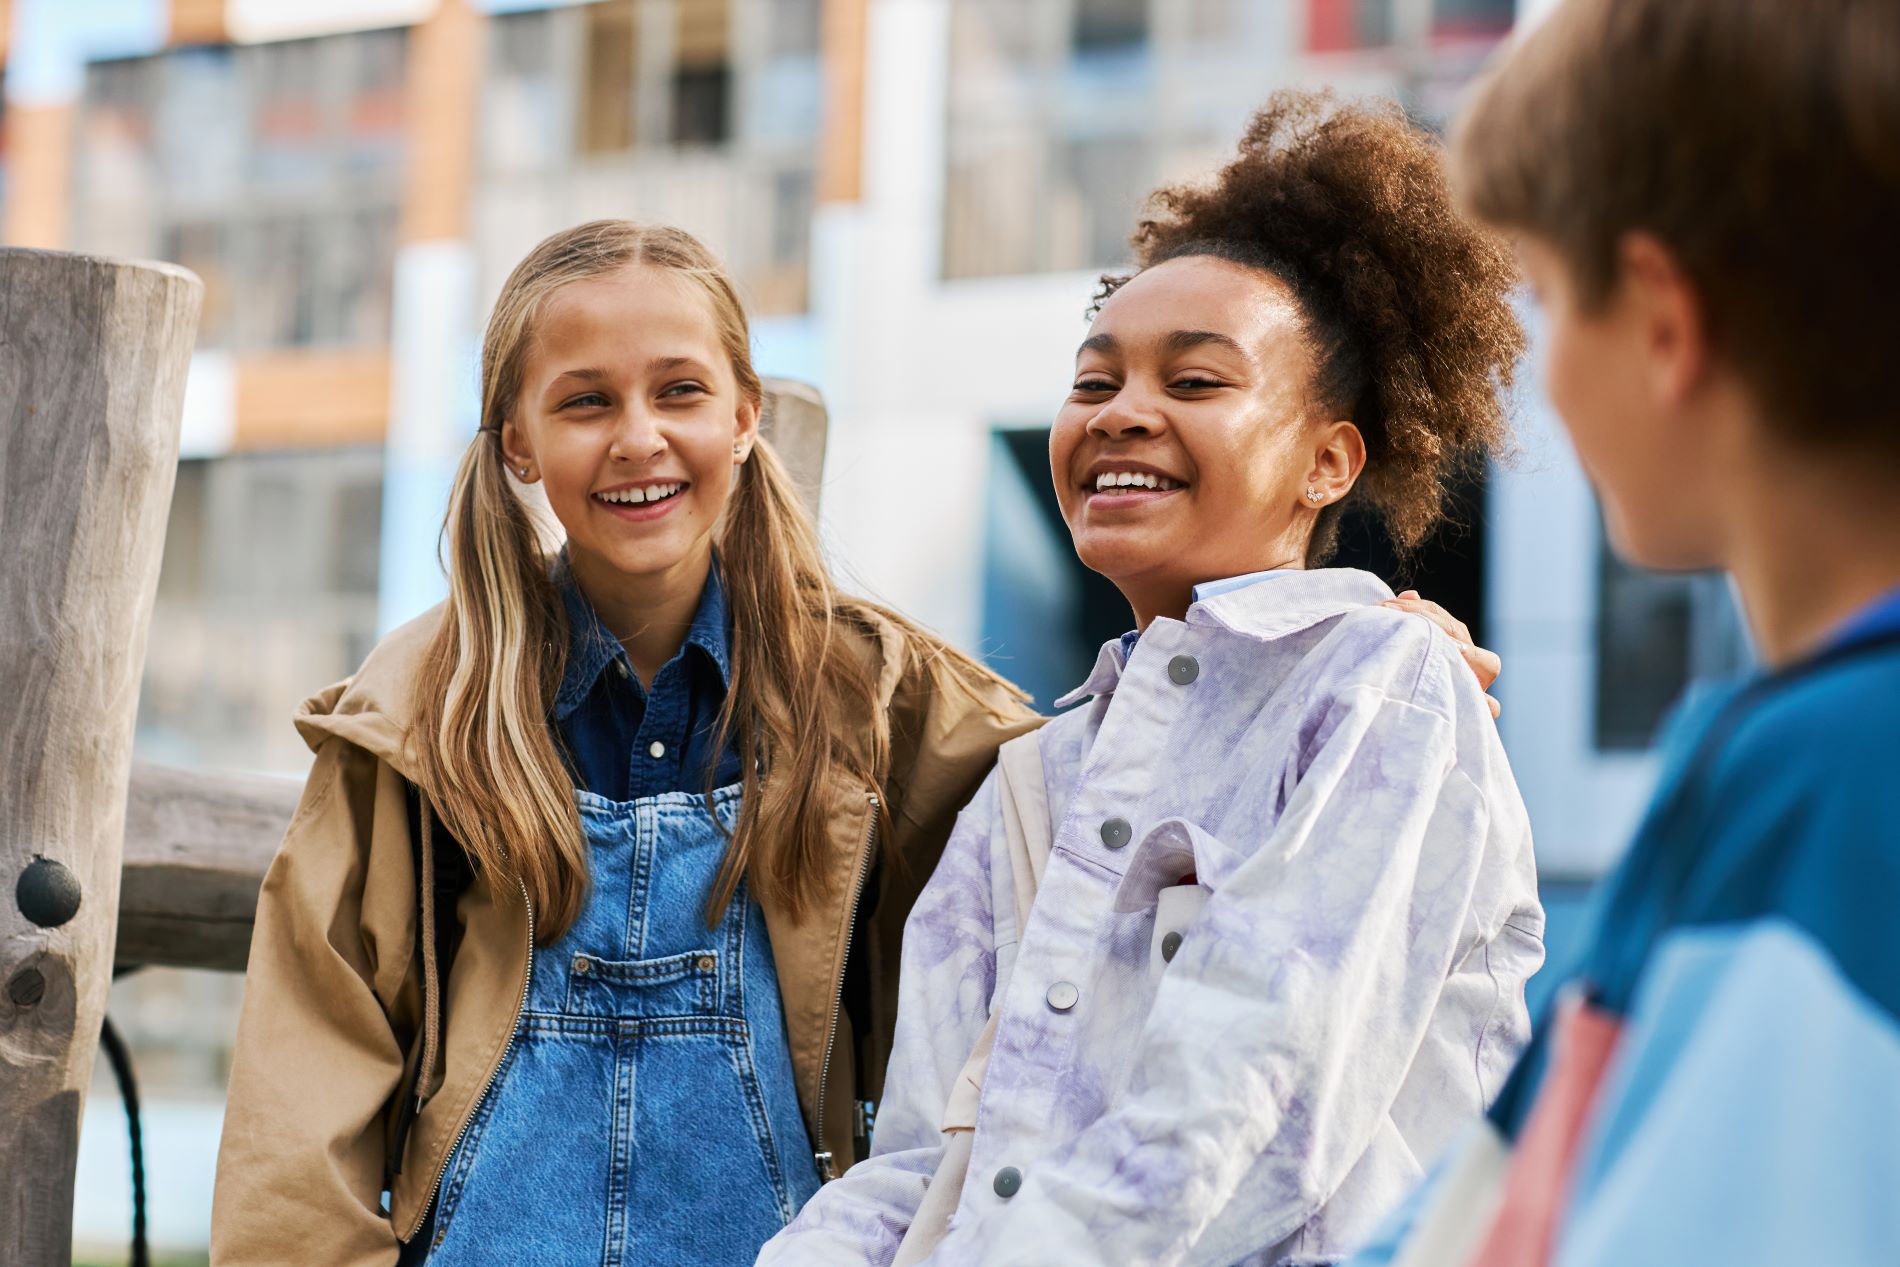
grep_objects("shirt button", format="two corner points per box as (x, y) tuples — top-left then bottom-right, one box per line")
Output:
(1099, 817), (1132, 849)
(1161, 931), (1184, 963)
(1046, 981), (1079, 1012)
(614, 660), (631, 680)
(1168, 654), (1200, 685)
(648, 741), (666, 759)
(993, 1165), (1022, 1198)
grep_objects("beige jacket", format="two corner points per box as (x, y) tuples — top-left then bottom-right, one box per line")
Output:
(210, 605), (1039, 1266)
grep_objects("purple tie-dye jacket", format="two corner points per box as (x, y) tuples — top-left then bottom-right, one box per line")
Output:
(758, 569), (1545, 1267)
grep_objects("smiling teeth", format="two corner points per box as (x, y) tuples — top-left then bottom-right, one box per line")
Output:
(1095, 472), (1183, 492)
(596, 482), (683, 505)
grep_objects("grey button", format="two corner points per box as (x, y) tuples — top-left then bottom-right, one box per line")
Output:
(993, 1165), (1023, 1198)
(648, 741), (666, 759)
(1161, 931), (1184, 963)
(1099, 817), (1132, 850)
(1046, 980), (1080, 1012)
(1168, 654), (1200, 685)
(614, 659), (631, 679)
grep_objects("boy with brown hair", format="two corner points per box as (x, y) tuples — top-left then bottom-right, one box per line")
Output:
(1352, 0), (1900, 1263)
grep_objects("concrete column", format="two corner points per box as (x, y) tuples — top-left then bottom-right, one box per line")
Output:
(379, 0), (486, 633)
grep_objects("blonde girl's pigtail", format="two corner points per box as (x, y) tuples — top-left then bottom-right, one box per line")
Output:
(412, 428), (588, 940)
(703, 435), (867, 925)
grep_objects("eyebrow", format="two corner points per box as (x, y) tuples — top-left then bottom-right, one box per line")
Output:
(1074, 329), (1255, 363)
(547, 356), (708, 388)
(1164, 329), (1254, 363)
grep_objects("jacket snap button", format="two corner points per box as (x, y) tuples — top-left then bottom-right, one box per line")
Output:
(697, 955), (716, 972)
(993, 1165), (1022, 1198)
(1161, 931), (1184, 963)
(1168, 655), (1200, 685)
(1046, 981), (1079, 1012)
(573, 956), (591, 974)
(1099, 817), (1132, 849)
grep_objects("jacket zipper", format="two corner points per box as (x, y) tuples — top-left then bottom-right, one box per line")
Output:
(405, 874), (535, 1244)
(812, 791), (879, 1182)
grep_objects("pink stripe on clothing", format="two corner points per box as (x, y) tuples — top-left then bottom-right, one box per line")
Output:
(1472, 996), (1623, 1267)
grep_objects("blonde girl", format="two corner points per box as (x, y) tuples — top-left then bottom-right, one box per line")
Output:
(211, 221), (1035, 1266)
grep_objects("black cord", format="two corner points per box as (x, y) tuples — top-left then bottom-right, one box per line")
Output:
(98, 1014), (149, 1267)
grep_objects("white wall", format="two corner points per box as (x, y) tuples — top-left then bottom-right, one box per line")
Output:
(811, 0), (1099, 644)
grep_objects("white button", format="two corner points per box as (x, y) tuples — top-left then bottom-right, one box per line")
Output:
(1046, 981), (1079, 1012)
(615, 660), (631, 679)
(648, 741), (666, 759)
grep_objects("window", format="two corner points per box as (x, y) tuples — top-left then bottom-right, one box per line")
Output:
(1594, 536), (1752, 750)
(766, 0), (823, 57)
(945, 0), (1510, 279)
(671, 64), (731, 146)
(74, 30), (407, 352)
(1433, 0), (1513, 38)
(482, 5), (564, 173)
(1073, 0), (1149, 53)
(139, 449), (384, 775)
(672, 0), (733, 146)
(478, 0), (821, 316)
(1305, 0), (1396, 53)
(578, 0), (638, 154)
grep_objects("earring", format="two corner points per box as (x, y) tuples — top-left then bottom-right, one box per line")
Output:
(1306, 486), (1324, 503)
(518, 465), (531, 479)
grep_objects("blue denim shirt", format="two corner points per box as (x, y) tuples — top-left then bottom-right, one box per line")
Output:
(553, 559), (744, 799)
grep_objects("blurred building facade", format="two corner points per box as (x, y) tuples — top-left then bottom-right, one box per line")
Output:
(1, 0), (1748, 1253)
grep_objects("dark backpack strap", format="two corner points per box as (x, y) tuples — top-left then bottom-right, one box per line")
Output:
(386, 785), (474, 1180)
(843, 853), (881, 1162)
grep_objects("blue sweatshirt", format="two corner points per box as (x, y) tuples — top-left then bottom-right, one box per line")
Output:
(1355, 588), (1900, 1266)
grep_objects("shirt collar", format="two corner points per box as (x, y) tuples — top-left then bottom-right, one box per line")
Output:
(1108, 570), (1295, 664)
(551, 556), (732, 720)
(1189, 568), (1296, 604)
(1054, 568), (1394, 709)
(1820, 585), (1900, 656)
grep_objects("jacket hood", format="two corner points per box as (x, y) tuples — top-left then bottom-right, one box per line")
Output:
(293, 605), (446, 780)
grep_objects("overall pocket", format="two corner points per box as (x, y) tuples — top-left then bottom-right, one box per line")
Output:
(565, 948), (721, 1018)
(628, 1017), (802, 1261)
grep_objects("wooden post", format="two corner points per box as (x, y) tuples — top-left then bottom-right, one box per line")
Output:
(760, 376), (830, 515)
(0, 249), (200, 1265)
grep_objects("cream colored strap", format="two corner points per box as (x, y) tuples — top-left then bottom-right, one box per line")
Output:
(895, 733), (1054, 1263)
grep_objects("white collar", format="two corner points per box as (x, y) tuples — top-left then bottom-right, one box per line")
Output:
(1054, 569), (1395, 708)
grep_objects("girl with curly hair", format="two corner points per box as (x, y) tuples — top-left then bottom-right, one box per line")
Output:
(759, 91), (1543, 1267)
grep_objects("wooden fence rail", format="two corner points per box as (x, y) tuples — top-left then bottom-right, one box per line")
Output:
(118, 763), (299, 973)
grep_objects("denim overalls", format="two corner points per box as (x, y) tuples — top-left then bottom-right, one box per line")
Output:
(406, 562), (818, 1264)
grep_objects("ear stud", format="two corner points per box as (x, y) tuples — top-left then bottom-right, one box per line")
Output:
(1306, 486), (1323, 503)
(519, 465), (531, 479)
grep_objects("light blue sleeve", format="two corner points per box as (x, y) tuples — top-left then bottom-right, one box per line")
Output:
(1555, 918), (1900, 1266)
